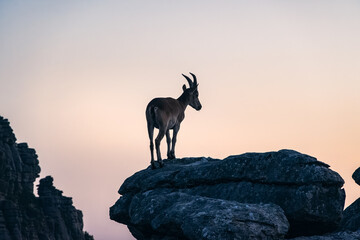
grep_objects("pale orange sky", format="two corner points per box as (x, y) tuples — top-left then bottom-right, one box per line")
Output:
(1, 1), (360, 239)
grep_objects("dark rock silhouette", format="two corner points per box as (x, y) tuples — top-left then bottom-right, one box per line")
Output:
(338, 167), (360, 233)
(352, 167), (360, 186)
(0, 116), (93, 240)
(340, 199), (360, 233)
(290, 231), (360, 240)
(125, 190), (289, 240)
(110, 150), (347, 239)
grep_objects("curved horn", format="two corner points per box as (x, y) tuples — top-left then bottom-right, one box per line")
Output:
(189, 72), (197, 86)
(182, 74), (193, 88)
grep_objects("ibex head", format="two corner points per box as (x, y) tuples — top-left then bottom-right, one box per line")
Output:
(182, 73), (202, 111)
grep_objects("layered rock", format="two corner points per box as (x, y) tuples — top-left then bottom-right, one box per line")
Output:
(37, 176), (93, 240)
(123, 189), (289, 240)
(110, 150), (345, 239)
(0, 116), (93, 240)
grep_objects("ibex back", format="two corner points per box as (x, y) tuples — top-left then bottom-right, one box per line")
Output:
(145, 73), (202, 169)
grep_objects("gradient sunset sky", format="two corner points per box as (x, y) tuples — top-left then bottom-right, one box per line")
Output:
(1, 1), (360, 239)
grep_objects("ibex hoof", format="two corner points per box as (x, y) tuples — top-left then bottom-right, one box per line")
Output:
(151, 161), (156, 170)
(168, 152), (175, 159)
(159, 160), (164, 168)
(150, 160), (164, 170)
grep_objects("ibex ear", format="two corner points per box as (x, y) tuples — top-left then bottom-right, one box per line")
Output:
(182, 84), (187, 91)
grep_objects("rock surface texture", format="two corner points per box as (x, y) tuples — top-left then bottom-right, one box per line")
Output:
(126, 190), (289, 240)
(110, 150), (346, 239)
(0, 116), (93, 240)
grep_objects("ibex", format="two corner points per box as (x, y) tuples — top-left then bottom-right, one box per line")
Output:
(146, 73), (202, 169)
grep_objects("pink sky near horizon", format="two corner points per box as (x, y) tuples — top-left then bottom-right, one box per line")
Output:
(1, 1), (360, 239)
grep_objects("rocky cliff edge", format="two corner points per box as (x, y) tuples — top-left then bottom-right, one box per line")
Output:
(110, 149), (360, 239)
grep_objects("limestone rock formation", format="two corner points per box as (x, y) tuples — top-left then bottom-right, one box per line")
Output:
(0, 116), (93, 240)
(110, 150), (345, 239)
(124, 190), (289, 240)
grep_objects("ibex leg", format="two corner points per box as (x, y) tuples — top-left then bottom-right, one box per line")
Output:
(166, 130), (174, 159)
(169, 125), (179, 159)
(155, 128), (165, 167)
(147, 123), (155, 169)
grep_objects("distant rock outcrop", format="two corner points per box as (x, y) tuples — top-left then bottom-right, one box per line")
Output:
(110, 150), (348, 239)
(339, 198), (360, 233)
(0, 116), (93, 240)
(337, 167), (360, 234)
(352, 167), (360, 186)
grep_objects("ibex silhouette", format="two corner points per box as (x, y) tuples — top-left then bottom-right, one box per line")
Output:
(146, 73), (202, 169)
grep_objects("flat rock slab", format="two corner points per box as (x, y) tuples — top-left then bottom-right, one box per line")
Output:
(113, 190), (289, 240)
(110, 149), (345, 238)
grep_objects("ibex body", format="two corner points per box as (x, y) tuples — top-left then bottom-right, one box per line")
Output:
(146, 73), (202, 169)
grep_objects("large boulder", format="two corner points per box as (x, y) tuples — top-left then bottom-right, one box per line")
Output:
(124, 189), (289, 240)
(113, 189), (289, 240)
(110, 150), (345, 238)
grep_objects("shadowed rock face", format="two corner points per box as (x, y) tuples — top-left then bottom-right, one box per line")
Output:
(0, 116), (94, 240)
(125, 189), (289, 240)
(352, 167), (360, 186)
(110, 150), (345, 239)
(290, 231), (360, 240)
(337, 167), (360, 233)
(339, 198), (360, 232)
